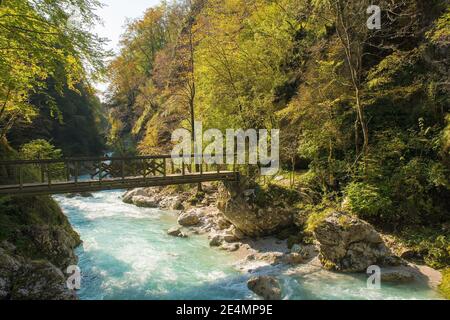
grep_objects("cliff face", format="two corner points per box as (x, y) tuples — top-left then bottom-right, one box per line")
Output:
(0, 195), (81, 300)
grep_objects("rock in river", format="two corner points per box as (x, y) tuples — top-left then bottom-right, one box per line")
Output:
(167, 227), (187, 238)
(131, 195), (159, 208)
(178, 210), (200, 227)
(247, 276), (282, 300)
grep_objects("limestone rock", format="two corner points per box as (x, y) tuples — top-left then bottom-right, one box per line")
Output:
(216, 218), (231, 230)
(11, 260), (76, 300)
(217, 181), (295, 237)
(313, 212), (402, 272)
(131, 195), (159, 208)
(221, 243), (240, 252)
(178, 210), (201, 226)
(381, 269), (415, 283)
(282, 253), (305, 265)
(167, 227), (187, 238)
(122, 188), (148, 204)
(247, 276), (282, 300)
(0, 246), (76, 300)
(209, 234), (224, 247)
(19, 225), (80, 269)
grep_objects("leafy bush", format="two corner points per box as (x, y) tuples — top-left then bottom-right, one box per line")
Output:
(344, 182), (392, 219)
(19, 139), (62, 160)
(440, 268), (450, 300)
(18, 140), (65, 182)
(305, 207), (335, 233)
(400, 227), (450, 269)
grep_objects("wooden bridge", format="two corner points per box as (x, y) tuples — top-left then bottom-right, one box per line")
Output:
(0, 155), (239, 196)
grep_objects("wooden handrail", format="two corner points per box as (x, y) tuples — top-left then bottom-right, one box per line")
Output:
(0, 154), (239, 166)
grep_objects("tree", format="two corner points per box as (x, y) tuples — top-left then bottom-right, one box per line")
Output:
(0, 0), (108, 142)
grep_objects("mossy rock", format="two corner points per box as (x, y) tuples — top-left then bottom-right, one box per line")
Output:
(0, 195), (81, 268)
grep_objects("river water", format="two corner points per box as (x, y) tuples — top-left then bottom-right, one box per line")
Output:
(54, 190), (442, 300)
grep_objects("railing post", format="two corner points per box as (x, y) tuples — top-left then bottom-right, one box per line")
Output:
(121, 159), (125, 183)
(65, 161), (70, 182)
(47, 164), (51, 187)
(41, 163), (45, 183)
(163, 158), (167, 177)
(170, 159), (175, 175)
(74, 161), (79, 185)
(19, 165), (23, 190)
(99, 161), (103, 184)
(182, 160), (186, 176)
(142, 159), (147, 180)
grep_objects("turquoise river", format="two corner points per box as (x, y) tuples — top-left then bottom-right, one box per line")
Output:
(54, 190), (443, 300)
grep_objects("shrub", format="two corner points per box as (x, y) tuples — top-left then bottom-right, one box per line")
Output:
(440, 268), (450, 300)
(19, 139), (62, 160)
(344, 182), (392, 219)
(400, 228), (450, 269)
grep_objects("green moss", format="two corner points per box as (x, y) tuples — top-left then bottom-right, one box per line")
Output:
(254, 183), (301, 208)
(0, 195), (80, 260)
(439, 268), (450, 300)
(305, 208), (335, 233)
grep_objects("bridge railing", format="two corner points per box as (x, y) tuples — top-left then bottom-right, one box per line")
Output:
(0, 154), (239, 189)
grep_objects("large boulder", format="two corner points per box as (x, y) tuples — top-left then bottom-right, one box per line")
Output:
(313, 212), (402, 272)
(0, 245), (76, 300)
(217, 181), (296, 237)
(122, 188), (148, 204)
(18, 225), (80, 269)
(381, 268), (415, 283)
(11, 260), (77, 300)
(247, 276), (282, 300)
(131, 195), (160, 208)
(178, 210), (201, 227)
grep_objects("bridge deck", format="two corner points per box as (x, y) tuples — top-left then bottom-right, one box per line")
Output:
(0, 171), (238, 196)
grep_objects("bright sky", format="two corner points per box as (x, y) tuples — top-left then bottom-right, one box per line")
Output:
(93, 0), (162, 95)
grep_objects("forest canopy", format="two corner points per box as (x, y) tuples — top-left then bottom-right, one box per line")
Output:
(106, 0), (449, 231)
(0, 0), (108, 155)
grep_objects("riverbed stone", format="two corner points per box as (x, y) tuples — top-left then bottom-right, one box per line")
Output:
(178, 210), (201, 226)
(313, 211), (402, 272)
(122, 188), (148, 204)
(247, 276), (282, 300)
(381, 269), (415, 283)
(209, 234), (224, 247)
(221, 243), (240, 252)
(167, 227), (187, 238)
(281, 253), (305, 265)
(217, 181), (295, 237)
(131, 195), (160, 208)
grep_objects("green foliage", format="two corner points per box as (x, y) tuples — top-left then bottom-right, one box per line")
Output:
(253, 183), (301, 208)
(305, 207), (335, 233)
(399, 227), (450, 269)
(0, 0), (108, 140)
(19, 139), (62, 160)
(440, 268), (450, 300)
(344, 182), (392, 219)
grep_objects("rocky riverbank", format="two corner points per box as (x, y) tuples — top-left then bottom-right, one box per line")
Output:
(122, 182), (444, 300)
(0, 196), (81, 300)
